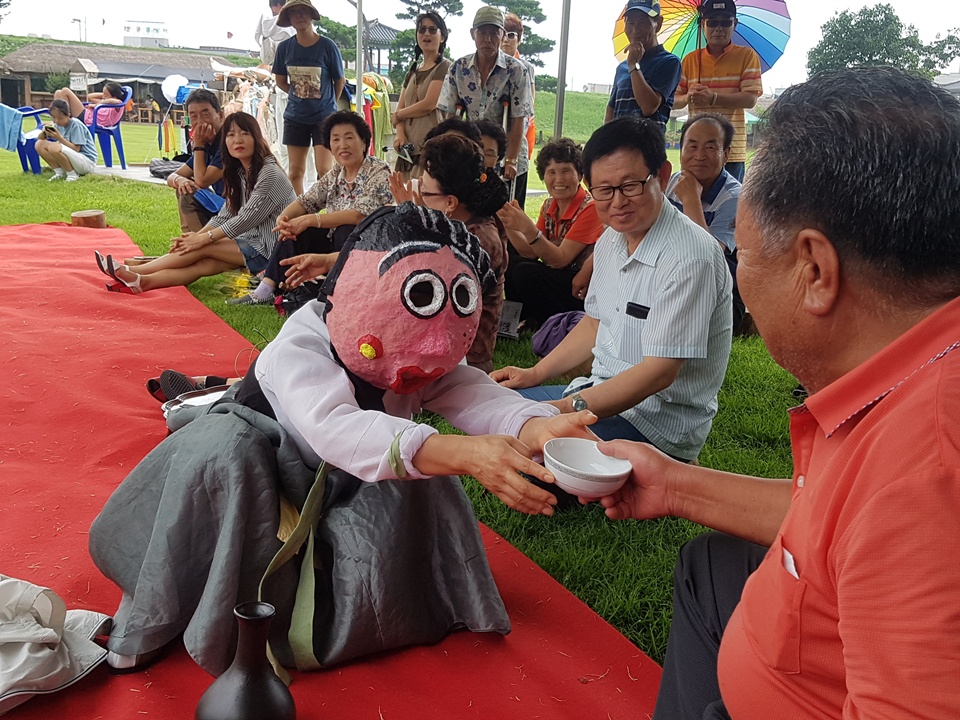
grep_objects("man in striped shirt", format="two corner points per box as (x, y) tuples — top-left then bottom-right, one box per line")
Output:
(492, 117), (732, 468)
(673, 0), (762, 181)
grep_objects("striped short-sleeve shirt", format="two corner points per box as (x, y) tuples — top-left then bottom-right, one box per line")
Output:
(678, 44), (762, 163)
(575, 201), (733, 460)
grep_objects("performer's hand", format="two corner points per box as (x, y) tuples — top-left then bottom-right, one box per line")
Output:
(518, 410), (598, 453)
(597, 440), (677, 519)
(413, 434), (559, 516)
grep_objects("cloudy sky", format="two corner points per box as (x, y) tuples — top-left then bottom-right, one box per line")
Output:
(2, 0), (957, 94)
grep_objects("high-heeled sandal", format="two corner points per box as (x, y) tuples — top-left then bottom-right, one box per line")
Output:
(94, 250), (116, 279)
(105, 268), (143, 294)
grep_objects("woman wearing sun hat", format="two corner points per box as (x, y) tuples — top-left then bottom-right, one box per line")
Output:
(273, 0), (346, 194)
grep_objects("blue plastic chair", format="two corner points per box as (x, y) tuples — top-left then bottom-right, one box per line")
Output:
(16, 106), (51, 175)
(87, 85), (133, 169)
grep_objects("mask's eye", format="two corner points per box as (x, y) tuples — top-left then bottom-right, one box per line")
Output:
(402, 270), (447, 319)
(450, 273), (479, 318)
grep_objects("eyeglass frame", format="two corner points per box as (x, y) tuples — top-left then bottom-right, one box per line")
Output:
(418, 190), (449, 198)
(417, 24), (440, 35)
(703, 18), (735, 28)
(503, 31), (520, 40)
(588, 173), (655, 202)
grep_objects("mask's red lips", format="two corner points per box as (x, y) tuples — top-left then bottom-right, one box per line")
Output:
(391, 366), (444, 394)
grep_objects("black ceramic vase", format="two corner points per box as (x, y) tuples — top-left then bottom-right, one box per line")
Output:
(195, 602), (296, 720)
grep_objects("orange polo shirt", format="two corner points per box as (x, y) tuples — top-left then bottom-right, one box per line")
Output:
(678, 44), (762, 163)
(718, 296), (960, 718)
(535, 185), (602, 246)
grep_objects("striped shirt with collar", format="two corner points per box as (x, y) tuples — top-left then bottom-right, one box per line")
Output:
(208, 157), (296, 261)
(574, 200), (733, 460)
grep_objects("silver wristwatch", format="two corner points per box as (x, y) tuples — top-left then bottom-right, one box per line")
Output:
(570, 392), (588, 412)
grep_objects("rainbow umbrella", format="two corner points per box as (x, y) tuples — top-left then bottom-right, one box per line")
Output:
(613, 0), (791, 74)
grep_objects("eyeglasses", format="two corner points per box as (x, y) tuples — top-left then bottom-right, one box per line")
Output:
(705, 18), (734, 28)
(504, 31), (520, 40)
(418, 190), (449, 198)
(589, 174), (655, 202)
(417, 25), (440, 35)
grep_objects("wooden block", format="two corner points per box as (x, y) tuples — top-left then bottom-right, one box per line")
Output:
(71, 209), (106, 228)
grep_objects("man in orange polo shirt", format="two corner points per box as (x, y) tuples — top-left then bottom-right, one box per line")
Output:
(598, 66), (960, 719)
(674, 0), (761, 181)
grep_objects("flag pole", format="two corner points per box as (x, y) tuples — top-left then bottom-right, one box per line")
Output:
(554, 0), (572, 138)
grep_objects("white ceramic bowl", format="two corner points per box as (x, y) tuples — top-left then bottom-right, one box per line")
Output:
(543, 437), (632, 499)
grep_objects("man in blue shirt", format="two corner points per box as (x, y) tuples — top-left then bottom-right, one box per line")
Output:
(606, 0), (682, 128)
(166, 89), (226, 233)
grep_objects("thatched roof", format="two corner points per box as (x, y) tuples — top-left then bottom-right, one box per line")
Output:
(0, 43), (232, 75)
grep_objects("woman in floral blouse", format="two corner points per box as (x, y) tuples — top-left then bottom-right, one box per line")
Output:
(229, 110), (393, 305)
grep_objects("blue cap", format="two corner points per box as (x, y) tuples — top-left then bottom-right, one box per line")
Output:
(625, 0), (661, 17)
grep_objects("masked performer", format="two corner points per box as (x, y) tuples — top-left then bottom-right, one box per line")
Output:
(90, 203), (595, 675)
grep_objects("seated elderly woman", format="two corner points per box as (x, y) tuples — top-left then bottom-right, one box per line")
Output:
(228, 109), (393, 305)
(89, 204), (595, 674)
(95, 112), (295, 293)
(500, 138), (603, 328)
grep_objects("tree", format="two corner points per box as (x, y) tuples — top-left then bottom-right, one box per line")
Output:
(501, 0), (555, 69)
(807, 4), (960, 79)
(394, 0), (464, 22)
(388, 29), (418, 90)
(317, 14), (357, 64)
(534, 74), (557, 93)
(0, 0), (9, 25)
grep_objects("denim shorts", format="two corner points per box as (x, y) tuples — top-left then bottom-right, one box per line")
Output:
(237, 241), (268, 275)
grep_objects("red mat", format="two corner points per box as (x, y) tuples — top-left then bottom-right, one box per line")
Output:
(0, 223), (660, 719)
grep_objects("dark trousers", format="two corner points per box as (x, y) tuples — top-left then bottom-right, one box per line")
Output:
(653, 532), (768, 720)
(504, 260), (583, 328)
(264, 225), (355, 288)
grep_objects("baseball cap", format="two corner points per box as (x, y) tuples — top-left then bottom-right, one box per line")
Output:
(473, 6), (505, 29)
(699, 0), (737, 18)
(624, 0), (662, 17)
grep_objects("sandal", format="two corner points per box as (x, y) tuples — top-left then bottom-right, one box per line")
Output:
(105, 262), (143, 294)
(94, 250), (114, 279)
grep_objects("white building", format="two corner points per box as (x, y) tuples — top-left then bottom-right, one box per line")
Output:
(123, 20), (169, 49)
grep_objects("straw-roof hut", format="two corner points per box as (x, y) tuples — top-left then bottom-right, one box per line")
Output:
(0, 42), (235, 108)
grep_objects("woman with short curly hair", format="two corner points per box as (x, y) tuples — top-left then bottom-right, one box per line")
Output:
(499, 137), (603, 327)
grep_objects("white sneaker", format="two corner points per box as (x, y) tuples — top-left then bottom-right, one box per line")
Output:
(49, 173), (64, 182)
(65, 171), (80, 182)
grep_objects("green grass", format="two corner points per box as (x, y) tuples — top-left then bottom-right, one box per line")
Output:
(1, 134), (796, 665)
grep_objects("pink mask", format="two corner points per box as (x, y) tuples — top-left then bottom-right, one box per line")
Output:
(326, 244), (482, 394)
